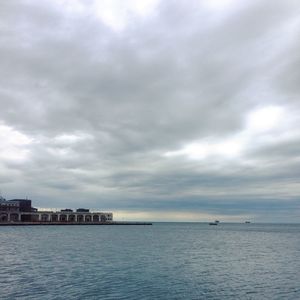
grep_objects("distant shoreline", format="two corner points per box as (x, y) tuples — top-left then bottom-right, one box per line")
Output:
(0, 221), (152, 226)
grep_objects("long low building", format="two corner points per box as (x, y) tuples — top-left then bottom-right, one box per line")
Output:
(0, 197), (113, 223)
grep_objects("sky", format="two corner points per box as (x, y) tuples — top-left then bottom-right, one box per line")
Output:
(0, 0), (300, 222)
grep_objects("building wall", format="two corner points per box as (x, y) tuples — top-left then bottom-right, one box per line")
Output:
(0, 210), (113, 223)
(0, 199), (113, 223)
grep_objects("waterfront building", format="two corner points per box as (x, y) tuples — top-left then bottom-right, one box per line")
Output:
(0, 198), (113, 223)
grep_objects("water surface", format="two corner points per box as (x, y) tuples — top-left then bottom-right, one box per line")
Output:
(1, 223), (299, 299)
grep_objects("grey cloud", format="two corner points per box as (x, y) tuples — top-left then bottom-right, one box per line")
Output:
(1, 0), (300, 221)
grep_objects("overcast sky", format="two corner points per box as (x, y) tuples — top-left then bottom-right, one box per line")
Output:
(1, 0), (300, 222)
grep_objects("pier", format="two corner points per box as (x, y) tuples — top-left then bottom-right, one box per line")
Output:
(0, 197), (152, 225)
(0, 221), (152, 226)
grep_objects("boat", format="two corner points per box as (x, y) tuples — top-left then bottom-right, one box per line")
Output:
(245, 221), (251, 224)
(209, 220), (220, 225)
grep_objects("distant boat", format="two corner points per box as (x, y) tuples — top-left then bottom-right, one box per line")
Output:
(245, 221), (251, 224)
(209, 220), (220, 225)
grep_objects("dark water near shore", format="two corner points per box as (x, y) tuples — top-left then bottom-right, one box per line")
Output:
(1, 223), (300, 299)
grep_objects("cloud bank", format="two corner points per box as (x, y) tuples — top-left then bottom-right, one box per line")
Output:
(1, 0), (300, 222)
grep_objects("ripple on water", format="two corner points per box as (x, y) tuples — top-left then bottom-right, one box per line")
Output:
(0, 223), (300, 299)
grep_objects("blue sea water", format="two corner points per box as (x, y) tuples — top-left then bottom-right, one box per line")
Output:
(1, 223), (300, 299)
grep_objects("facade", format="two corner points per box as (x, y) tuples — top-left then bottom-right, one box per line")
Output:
(0, 197), (113, 223)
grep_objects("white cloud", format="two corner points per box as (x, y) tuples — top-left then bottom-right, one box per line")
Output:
(50, 0), (160, 30)
(246, 105), (284, 132)
(93, 0), (160, 30)
(165, 137), (244, 160)
(204, 0), (239, 11)
(53, 133), (93, 145)
(164, 105), (296, 163)
(0, 123), (33, 162)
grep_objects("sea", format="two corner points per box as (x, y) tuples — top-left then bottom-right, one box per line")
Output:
(1, 223), (299, 299)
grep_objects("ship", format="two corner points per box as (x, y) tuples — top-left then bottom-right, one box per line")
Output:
(209, 220), (220, 225)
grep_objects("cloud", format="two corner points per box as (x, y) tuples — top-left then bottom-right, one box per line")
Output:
(0, 0), (300, 222)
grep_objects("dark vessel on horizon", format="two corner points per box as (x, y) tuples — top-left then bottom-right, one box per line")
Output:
(209, 220), (220, 225)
